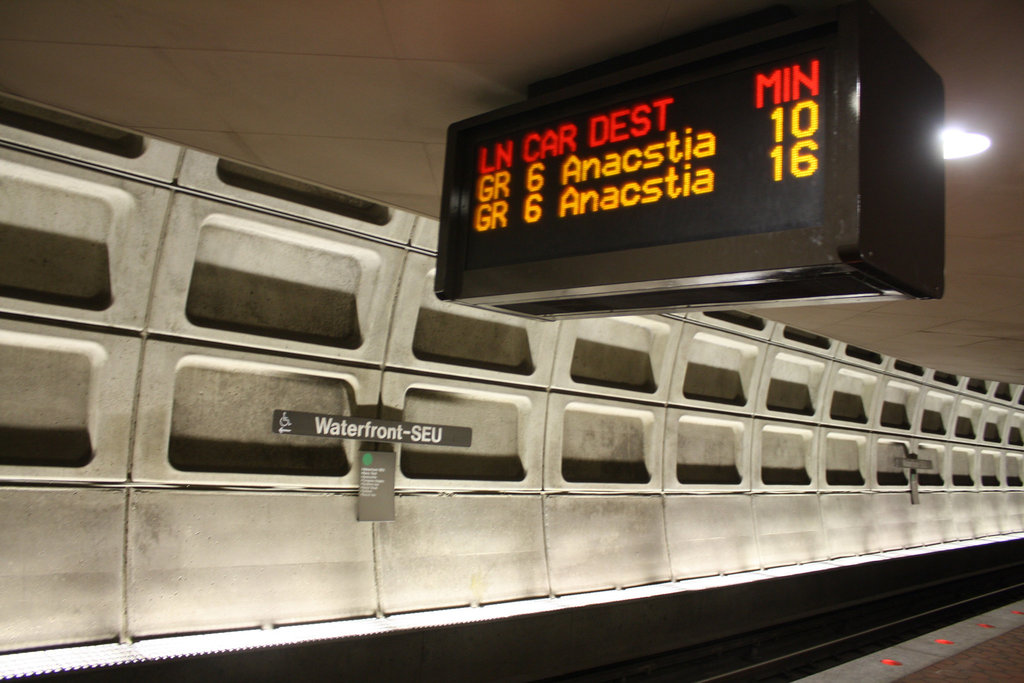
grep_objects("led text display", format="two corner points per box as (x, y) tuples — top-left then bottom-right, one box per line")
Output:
(457, 53), (827, 273)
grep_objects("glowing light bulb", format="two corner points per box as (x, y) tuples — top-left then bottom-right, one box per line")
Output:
(942, 128), (991, 159)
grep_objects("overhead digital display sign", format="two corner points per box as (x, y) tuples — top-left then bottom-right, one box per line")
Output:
(465, 54), (826, 271)
(436, 2), (944, 318)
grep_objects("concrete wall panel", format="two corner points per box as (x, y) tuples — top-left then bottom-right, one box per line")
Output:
(0, 99), (181, 181)
(386, 253), (557, 387)
(873, 492), (914, 550)
(874, 492), (954, 548)
(820, 493), (880, 557)
(545, 495), (670, 594)
(148, 194), (402, 363)
(974, 489), (1011, 535)
(950, 445), (977, 489)
(551, 315), (680, 402)
(1006, 453), (1024, 488)
(683, 310), (775, 339)
(916, 499), (959, 547)
(666, 410), (752, 492)
(979, 449), (1001, 487)
(0, 487), (124, 651)
(872, 434), (913, 489)
(670, 326), (766, 413)
(887, 357), (928, 381)
(825, 363), (878, 429)
(992, 382), (1019, 403)
(920, 388), (956, 439)
(754, 420), (818, 490)
(916, 492), (957, 545)
(382, 372), (545, 491)
(837, 342), (887, 370)
(0, 150), (170, 328)
(927, 369), (964, 391)
(978, 449), (1000, 489)
(1007, 413), (1023, 448)
(133, 339), (379, 487)
(965, 378), (992, 398)
(409, 215), (439, 252)
(377, 494), (548, 613)
(820, 429), (869, 490)
(752, 494), (826, 567)
(1001, 491), (1024, 530)
(0, 321), (139, 481)
(953, 397), (984, 443)
(176, 150), (414, 244)
(950, 492), (987, 539)
(128, 490), (375, 637)
(876, 376), (921, 435)
(665, 494), (758, 577)
(771, 325), (838, 358)
(982, 406), (1009, 446)
(912, 440), (948, 490)
(545, 393), (664, 492)
(757, 348), (829, 422)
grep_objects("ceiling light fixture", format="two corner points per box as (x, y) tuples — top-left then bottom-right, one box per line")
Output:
(942, 128), (991, 159)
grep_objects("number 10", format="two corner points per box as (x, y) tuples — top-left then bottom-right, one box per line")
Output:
(770, 100), (819, 181)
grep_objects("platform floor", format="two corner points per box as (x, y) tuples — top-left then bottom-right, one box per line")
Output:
(801, 597), (1024, 681)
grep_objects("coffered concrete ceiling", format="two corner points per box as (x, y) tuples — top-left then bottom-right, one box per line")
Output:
(0, 0), (1021, 382)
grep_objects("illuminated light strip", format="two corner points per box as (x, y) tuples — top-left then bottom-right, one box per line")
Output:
(0, 643), (140, 679)
(2, 531), (1023, 680)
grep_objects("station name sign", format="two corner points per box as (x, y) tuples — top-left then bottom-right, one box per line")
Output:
(436, 1), (944, 318)
(273, 410), (472, 448)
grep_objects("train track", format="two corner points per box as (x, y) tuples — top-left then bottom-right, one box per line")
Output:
(549, 562), (1024, 682)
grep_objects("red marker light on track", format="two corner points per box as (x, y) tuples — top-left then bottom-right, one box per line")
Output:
(881, 659), (902, 666)
(935, 639), (954, 645)
(1012, 610), (1023, 615)
(978, 623), (995, 628)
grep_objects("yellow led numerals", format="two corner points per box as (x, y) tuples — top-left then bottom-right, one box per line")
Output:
(769, 99), (819, 181)
(524, 162), (544, 223)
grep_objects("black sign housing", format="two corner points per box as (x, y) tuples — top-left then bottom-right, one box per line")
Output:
(435, 1), (944, 318)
